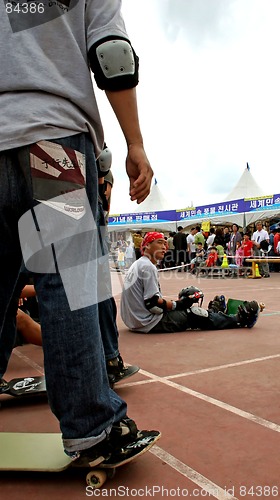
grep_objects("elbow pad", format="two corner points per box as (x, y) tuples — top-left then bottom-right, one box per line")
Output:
(96, 143), (112, 177)
(88, 35), (139, 91)
(144, 295), (167, 315)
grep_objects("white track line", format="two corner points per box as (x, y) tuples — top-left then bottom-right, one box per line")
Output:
(122, 353), (280, 386)
(166, 353), (280, 379)
(120, 356), (280, 433)
(13, 348), (44, 375)
(150, 445), (238, 500)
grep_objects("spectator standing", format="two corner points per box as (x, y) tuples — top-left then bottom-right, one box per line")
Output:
(194, 226), (206, 249)
(132, 232), (143, 260)
(251, 221), (270, 277)
(241, 233), (254, 266)
(229, 224), (242, 258)
(187, 228), (197, 262)
(125, 241), (135, 268)
(206, 228), (216, 248)
(173, 226), (188, 272)
(223, 227), (231, 253)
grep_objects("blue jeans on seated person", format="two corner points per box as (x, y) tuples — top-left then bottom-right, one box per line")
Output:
(0, 133), (127, 453)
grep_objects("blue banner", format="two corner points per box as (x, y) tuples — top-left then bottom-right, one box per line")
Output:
(108, 193), (280, 226)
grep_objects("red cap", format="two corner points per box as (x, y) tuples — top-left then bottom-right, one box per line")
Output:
(140, 232), (165, 254)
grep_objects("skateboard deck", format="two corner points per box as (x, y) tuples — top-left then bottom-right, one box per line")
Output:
(226, 298), (265, 315)
(0, 376), (46, 398)
(113, 365), (140, 385)
(0, 430), (161, 489)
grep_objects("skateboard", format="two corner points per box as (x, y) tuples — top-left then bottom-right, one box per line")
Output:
(0, 430), (161, 489)
(226, 298), (265, 315)
(0, 376), (46, 399)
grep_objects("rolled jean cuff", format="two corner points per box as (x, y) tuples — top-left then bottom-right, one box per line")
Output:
(105, 350), (120, 362)
(63, 425), (112, 454)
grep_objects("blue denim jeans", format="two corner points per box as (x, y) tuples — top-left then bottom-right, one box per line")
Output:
(97, 203), (119, 361)
(0, 133), (127, 452)
(150, 309), (239, 333)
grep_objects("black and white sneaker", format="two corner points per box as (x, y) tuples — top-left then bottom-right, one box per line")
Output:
(106, 355), (133, 387)
(237, 300), (260, 328)
(72, 417), (160, 467)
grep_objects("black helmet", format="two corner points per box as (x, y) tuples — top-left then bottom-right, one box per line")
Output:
(178, 286), (204, 306)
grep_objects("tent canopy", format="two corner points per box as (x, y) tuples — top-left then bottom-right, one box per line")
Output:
(132, 179), (173, 213)
(224, 165), (265, 201)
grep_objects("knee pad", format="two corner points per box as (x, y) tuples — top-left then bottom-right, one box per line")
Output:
(189, 305), (209, 318)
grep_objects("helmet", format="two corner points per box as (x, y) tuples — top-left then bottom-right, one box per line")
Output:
(140, 232), (165, 254)
(178, 286), (204, 306)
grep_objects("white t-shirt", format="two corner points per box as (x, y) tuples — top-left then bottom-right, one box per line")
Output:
(120, 256), (163, 333)
(252, 229), (269, 244)
(206, 234), (215, 248)
(187, 233), (196, 253)
(125, 245), (134, 259)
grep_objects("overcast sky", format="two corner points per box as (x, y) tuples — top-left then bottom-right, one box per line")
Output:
(95, 0), (280, 214)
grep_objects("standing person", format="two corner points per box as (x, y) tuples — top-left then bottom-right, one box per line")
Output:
(0, 1), (157, 463)
(241, 233), (254, 266)
(206, 227), (216, 249)
(125, 241), (135, 268)
(132, 231), (143, 260)
(173, 226), (188, 272)
(229, 224), (242, 258)
(187, 228), (197, 263)
(235, 241), (244, 268)
(223, 227), (231, 253)
(273, 226), (280, 272)
(251, 221), (270, 277)
(194, 226), (206, 248)
(163, 232), (175, 268)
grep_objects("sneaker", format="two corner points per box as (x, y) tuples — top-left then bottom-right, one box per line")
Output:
(0, 378), (9, 394)
(72, 417), (159, 467)
(237, 300), (260, 328)
(208, 295), (226, 313)
(106, 355), (130, 388)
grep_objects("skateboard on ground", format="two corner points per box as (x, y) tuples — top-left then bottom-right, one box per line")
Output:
(113, 365), (140, 386)
(226, 298), (265, 315)
(0, 430), (161, 489)
(0, 376), (46, 399)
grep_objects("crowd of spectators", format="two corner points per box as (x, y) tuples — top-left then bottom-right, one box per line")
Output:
(110, 221), (280, 276)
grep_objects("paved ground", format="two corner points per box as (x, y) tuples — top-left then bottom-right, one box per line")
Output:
(1, 270), (280, 499)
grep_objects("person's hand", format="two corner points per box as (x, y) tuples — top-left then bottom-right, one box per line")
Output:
(126, 143), (153, 204)
(175, 297), (192, 311)
(18, 297), (27, 307)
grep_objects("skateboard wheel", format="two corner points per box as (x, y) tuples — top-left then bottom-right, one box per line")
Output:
(259, 302), (265, 312)
(86, 469), (107, 489)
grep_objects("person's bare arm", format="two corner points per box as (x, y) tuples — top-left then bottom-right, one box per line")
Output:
(105, 88), (153, 204)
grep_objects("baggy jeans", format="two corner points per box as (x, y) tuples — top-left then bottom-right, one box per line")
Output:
(0, 133), (127, 453)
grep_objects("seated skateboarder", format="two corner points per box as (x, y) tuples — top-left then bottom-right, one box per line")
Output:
(120, 232), (260, 334)
(0, 286), (135, 392)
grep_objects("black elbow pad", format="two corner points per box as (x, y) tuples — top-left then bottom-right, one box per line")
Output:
(88, 35), (139, 91)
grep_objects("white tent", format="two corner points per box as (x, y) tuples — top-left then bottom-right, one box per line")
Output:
(108, 180), (178, 233)
(224, 164), (265, 201)
(132, 180), (173, 212)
